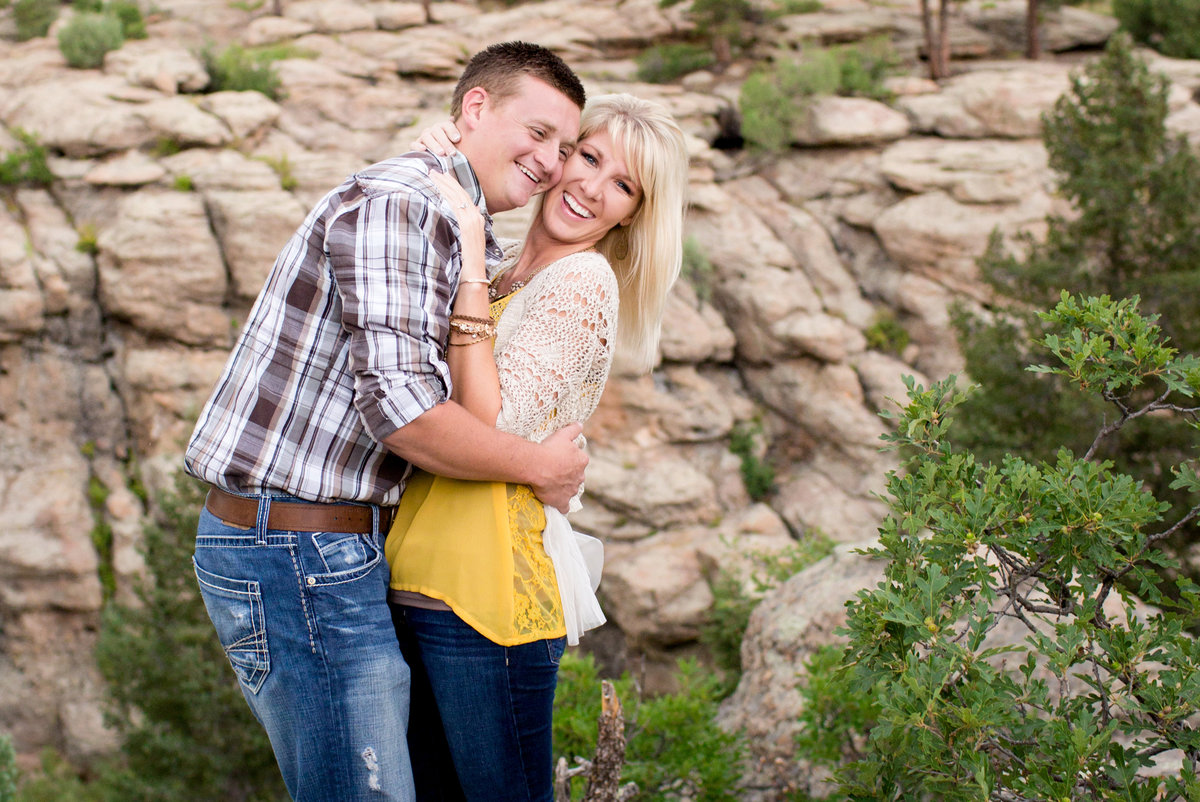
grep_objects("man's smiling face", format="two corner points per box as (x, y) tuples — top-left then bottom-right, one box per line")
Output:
(466, 74), (582, 214)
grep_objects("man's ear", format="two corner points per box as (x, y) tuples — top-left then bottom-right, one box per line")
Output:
(457, 86), (490, 133)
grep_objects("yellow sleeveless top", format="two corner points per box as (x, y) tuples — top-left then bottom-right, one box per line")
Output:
(384, 292), (566, 646)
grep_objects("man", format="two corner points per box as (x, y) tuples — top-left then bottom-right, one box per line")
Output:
(184, 42), (587, 802)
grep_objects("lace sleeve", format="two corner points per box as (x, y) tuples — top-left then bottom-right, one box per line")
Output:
(494, 253), (618, 440)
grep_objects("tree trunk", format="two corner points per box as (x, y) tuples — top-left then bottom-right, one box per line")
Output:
(936, 0), (951, 79)
(920, 0), (942, 80)
(1026, 0), (1042, 60)
(553, 681), (637, 802)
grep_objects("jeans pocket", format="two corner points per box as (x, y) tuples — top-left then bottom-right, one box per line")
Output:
(545, 637), (566, 667)
(308, 531), (382, 583)
(193, 559), (270, 693)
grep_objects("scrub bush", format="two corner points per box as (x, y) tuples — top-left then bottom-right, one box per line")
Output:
(57, 12), (124, 69)
(12, 0), (58, 41)
(799, 293), (1200, 799)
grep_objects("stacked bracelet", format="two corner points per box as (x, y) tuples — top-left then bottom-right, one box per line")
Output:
(448, 313), (496, 346)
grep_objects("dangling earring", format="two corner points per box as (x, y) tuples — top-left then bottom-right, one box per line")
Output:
(611, 226), (630, 261)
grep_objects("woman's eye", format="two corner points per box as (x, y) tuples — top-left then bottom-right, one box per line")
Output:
(582, 152), (597, 165)
(616, 180), (634, 196)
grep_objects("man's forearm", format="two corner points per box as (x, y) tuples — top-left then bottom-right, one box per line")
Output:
(383, 400), (537, 483)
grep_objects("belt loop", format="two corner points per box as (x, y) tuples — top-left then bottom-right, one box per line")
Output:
(371, 505), (381, 538)
(255, 495), (272, 545)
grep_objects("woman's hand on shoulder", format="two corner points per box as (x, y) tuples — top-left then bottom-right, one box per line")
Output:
(428, 171), (487, 284)
(410, 119), (461, 156)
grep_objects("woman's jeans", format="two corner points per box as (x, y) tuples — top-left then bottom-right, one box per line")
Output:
(193, 497), (415, 802)
(390, 604), (565, 802)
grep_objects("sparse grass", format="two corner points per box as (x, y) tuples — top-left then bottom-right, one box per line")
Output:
(0, 129), (54, 187)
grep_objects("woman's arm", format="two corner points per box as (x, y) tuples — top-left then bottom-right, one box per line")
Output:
(429, 171), (503, 425)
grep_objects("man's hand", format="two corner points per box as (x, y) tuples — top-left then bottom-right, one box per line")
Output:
(530, 422), (588, 513)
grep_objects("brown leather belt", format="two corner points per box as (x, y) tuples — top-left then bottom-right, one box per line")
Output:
(204, 486), (393, 534)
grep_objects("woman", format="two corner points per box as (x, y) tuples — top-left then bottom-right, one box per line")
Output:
(385, 94), (689, 802)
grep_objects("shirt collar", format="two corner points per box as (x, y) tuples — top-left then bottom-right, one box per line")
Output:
(441, 150), (490, 217)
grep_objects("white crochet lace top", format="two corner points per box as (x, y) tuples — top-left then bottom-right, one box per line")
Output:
(491, 240), (619, 443)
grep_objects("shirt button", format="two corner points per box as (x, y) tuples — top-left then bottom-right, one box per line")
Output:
(306, 576), (316, 586)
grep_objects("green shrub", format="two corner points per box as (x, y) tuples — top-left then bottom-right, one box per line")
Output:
(172, 174), (193, 192)
(75, 225), (99, 254)
(635, 42), (715, 83)
(57, 12), (125, 69)
(93, 473), (287, 801)
(0, 129), (53, 187)
(680, 236), (715, 303)
(1114, 0), (1200, 59)
(0, 734), (17, 802)
(954, 34), (1200, 568)
(13, 0), (58, 41)
(800, 293), (1200, 799)
(200, 44), (284, 100)
(739, 67), (798, 152)
(257, 153), (298, 191)
(554, 654), (745, 801)
(863, 308), (909, 355)
(773, 0), (823, 13)
(739, 40), (895, 151)
(106, 1), (147, 40)
(729, 420), (775, 501)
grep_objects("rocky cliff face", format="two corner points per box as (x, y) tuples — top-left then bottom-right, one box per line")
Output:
(2, 0), (1195, 772)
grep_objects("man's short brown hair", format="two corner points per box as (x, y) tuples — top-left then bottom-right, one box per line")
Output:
(450, 41), (586, 118)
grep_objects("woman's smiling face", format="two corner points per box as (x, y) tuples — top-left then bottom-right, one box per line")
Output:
(539, 128), (642, 249)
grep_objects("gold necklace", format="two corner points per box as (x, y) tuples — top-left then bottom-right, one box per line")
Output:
(488, 260), (553, 301)
(488, 247), (597, 301)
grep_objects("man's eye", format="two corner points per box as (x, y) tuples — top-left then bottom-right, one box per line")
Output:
(531, 128), (546, 140)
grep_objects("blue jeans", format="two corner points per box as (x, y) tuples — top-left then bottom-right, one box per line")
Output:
(193, 495), (415, 802)
(390, 605), (565, 802)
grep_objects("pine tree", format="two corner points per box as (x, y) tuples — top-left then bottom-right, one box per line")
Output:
(953, 33), (1200, 564)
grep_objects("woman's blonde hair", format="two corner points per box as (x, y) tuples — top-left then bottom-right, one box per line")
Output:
(582, 94), (689, 374)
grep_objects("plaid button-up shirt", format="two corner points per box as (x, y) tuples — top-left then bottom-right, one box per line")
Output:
(185, 151), (502, 506)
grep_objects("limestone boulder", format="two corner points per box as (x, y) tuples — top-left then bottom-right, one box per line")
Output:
(205, 189), (308, 299)
(83, 150), (168, 187)
(198, 90), (283, 141)
(873, 189), (1055, 290)
(602, 504), (796, 647)
(284, 0), (379, 33)
(0, 209), (45, 341)
(584, 447), (722, 528)
(658, 283), (737, 365)
(1, 76), (158, 158)
(898, 64), (1072, 139)
(879, 137), (1051, 204)
(103, 38), (210, 94)
(743, 359), (888, 465)
(716, 543), (887, 799)
(964, 0), (1118, 53)
(96, 191), (231, 345)
(793, 95), (911, 146)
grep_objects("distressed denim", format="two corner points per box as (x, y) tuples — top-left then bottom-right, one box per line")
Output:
(194, 495), (415, 802)
(390, 604), (565, 802)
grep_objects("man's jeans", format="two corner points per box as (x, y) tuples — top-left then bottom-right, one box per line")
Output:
(390, 604), (565, 802)
(193, 495), (415, 802)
